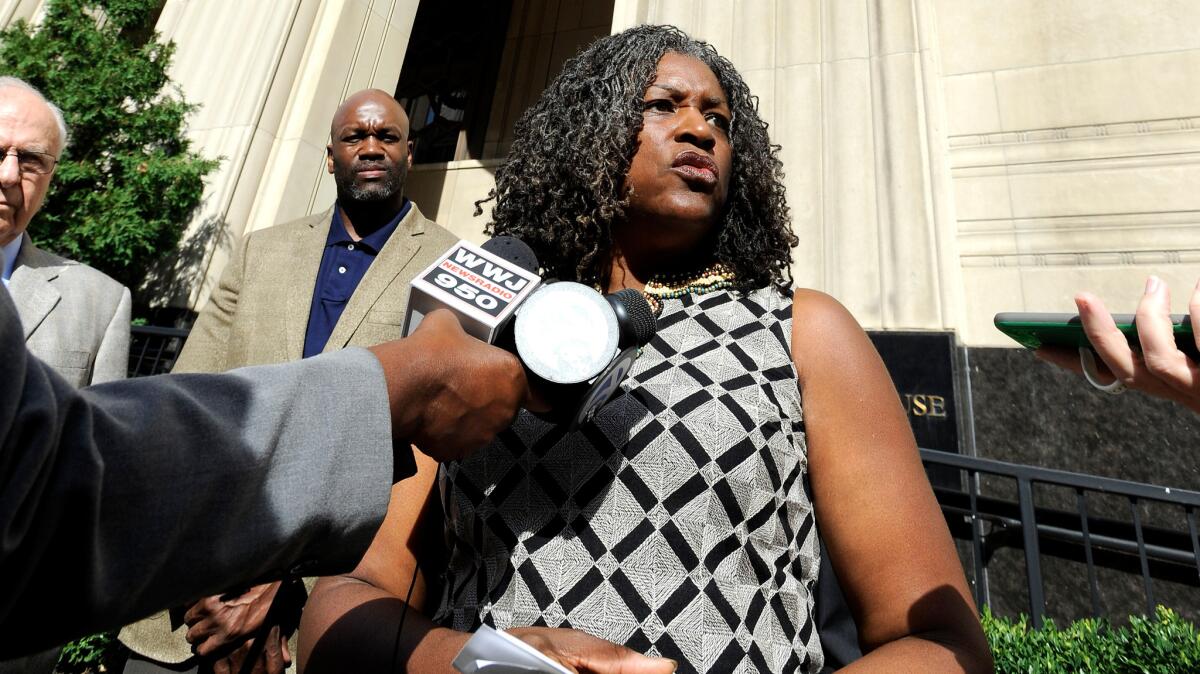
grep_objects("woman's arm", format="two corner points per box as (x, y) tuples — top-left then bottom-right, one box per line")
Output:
(298, 450), (452, 672)
(791, 290), (992, 673)
(298, 452), (679, 674)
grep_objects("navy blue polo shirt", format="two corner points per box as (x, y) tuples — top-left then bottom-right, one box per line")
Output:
(302, 200), (411, 358)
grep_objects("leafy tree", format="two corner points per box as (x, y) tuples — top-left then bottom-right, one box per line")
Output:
(0, 0), (217, 292)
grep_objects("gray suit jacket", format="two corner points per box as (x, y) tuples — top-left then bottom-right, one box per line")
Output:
(9, 233), (131, 387)
(0, 285), (393, 659)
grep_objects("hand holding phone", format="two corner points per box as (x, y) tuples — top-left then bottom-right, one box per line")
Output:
(997, 276), (1200, 414)
(994, 311), (1196, 357)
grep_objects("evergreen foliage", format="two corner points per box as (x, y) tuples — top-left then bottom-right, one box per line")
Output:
(0, 0), (217, 291)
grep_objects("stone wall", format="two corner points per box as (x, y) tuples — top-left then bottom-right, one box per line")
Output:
(937, 1), (1200, 345)
(965, 345), (1200, 622)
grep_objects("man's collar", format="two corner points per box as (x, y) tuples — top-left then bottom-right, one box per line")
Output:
(327, 199), (412, 252)
(1, 234), (23, 287)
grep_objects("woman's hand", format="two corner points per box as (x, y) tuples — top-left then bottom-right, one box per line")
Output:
(1036, 277), (1200, 413)
(507, 627), (677, 674)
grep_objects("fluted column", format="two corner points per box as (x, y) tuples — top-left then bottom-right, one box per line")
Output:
(0, 0), (45, 28)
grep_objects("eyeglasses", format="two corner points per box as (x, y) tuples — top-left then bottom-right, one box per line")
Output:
(1, 148), (57, 175)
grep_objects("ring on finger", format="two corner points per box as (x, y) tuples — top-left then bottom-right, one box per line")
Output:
(1079, 347), (1128, 395)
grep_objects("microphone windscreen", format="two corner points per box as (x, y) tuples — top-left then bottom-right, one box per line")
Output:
(514, 282), (619, 384)
(608, 288), (658, 347)
(481, 236), (539, 273)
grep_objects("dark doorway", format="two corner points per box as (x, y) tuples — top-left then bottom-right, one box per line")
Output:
(396, 0), (616, 164)
(395, 1), (513, 164)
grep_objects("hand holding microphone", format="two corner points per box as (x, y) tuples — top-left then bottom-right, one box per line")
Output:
(369, 309), (528, 462)
(402, 236), (657, 428)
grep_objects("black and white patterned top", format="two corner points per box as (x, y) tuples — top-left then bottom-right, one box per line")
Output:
(434, 286), (824, 673)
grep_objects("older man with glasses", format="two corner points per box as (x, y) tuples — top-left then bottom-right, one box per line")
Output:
(0, 76), (130, 391)
(0, 76), (130, 674)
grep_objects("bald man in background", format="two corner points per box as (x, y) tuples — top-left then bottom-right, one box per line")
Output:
(120, 89), (458, 674)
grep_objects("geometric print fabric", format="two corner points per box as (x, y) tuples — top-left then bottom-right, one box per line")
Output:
(435, 287), (824, 673)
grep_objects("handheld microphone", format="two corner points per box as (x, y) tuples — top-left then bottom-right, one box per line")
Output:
(402, 237), (542, 342)
(513, 285), (655, 384)
(569, 288), (657, 428)
(405, 235), (657, 427)
(606, 288), (658, 352)
(513, 284), (657, 428)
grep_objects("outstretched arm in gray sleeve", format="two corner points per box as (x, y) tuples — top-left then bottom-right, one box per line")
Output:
(0, 285), (394, 656)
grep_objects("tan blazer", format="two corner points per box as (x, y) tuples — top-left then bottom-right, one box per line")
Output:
(119, 202), (458, 664)
(8, 233), (130, 387)
(174, 202), (459, 373)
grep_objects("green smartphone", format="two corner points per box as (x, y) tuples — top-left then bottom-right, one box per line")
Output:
(994, 312), (1199, 359)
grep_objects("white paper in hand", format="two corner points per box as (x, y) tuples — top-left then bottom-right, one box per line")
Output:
(452, 625), (574, 674)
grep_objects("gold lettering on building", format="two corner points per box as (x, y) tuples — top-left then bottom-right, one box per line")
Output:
(902, 393), (948, 419)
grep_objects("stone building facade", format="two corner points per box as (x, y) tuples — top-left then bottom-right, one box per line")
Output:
(3, 0), (1198, 347)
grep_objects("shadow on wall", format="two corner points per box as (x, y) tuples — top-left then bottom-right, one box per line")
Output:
(406, 161), (502, 242)
(139, 214), (230, 326)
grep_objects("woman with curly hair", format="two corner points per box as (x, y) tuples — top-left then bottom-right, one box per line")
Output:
(299, 25), (991, 674)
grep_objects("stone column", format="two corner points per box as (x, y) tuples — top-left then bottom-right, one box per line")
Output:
(613, 0), (965, 332)
(0, 0), (45, 27)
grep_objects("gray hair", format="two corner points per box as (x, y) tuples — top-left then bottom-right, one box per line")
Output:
(0, 76), (70, 156)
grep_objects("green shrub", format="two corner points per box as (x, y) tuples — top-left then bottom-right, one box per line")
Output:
(57, 631), (126, 673)
(983, 605), (1200, 673)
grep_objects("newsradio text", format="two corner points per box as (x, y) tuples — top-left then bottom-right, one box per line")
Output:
(429, 247), (533, 315)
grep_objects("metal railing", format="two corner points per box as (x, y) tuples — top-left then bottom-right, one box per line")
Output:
(921, 448), (1200, 627)
(128, 325), (190, 378)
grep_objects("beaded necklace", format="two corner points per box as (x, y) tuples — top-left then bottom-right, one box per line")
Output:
(640, 262), (736, 316)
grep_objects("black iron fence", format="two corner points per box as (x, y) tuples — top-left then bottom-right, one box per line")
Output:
(128, 325), (190, 378)
(921, 448), (1200, 627)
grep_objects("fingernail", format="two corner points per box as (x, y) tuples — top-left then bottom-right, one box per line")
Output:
(1146, 276), (1161, 294)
